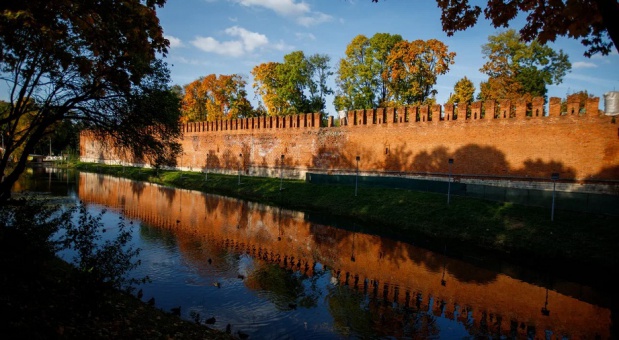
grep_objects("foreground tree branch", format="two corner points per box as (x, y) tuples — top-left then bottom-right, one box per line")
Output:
(372, 0), (618, 57)
(0, 0), (182, 202)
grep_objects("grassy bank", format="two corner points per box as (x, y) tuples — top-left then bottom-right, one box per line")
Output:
(73, 162), (619, 286)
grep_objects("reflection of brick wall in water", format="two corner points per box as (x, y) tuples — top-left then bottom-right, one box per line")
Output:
(78, 173), (611, 339)
(80, 95), (619, 182)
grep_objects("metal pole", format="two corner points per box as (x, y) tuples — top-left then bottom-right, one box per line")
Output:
(551, 173), (559, 222)
(238, 153), (242, 185)
(279, 154), (284, 191)
(205, 154), (208, 181)
(551, 181), (556, 221)
(447, 158), (453, 205)
(355, 156), (360, 197)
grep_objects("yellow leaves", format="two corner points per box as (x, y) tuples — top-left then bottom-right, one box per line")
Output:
(448, 76), (475, 104)
(385, 39), (455, 105)
(181, 74), (248, 122)
(251, 62), (288, 116)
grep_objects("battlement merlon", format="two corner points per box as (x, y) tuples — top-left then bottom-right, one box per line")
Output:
(180, 96), (605, 133)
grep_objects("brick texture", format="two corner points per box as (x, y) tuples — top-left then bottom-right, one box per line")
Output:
(81, 97), (619, 181)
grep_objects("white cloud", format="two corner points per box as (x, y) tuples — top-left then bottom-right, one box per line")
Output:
(166, 35), (184, 48)
(231, 0), (332, 26)
(297, 12), (333, 27)
(272, 40), (295, 51)
(233, 0), (310, 16)
(572, 61), (597, 69)
(192, 37), (245, 57)
(191, 26), (269, 57)
(171, 56), (209, 66)
(295, 32), (316, 41)
(225, 26), (269, 51)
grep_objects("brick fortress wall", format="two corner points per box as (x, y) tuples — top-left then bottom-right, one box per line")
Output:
(80, 94), (619, 186)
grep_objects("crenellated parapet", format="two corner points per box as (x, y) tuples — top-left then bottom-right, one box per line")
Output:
(340, 96), (601, 127)
(180, 96), (602, 133)
(181, 112), (322, 134)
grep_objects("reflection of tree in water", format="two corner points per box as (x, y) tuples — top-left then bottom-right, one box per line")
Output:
(247, 263), (320, 310)
(130, 180), (146, 198)
(157, 186), (176, 205)
(202, 193), (220, 214)
(327, 285), (374, 338)
(367, 291), (443, 339)
(139, 223), (177, 250)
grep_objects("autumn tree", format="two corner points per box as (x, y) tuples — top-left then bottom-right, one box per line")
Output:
(478, 30), (571, 101)
(181, 74), (253, 123)
(0, 0), (181, 202)
(334, 33), (403, 111)
(252, 51), (332, 115)
(372, 0), (619, 57)
(252, 62), (288, 115)
(447, 77), (475, 104)
(386, 39), (455, 105)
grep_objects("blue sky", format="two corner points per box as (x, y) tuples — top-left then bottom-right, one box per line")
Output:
(156, 0), (619, 117)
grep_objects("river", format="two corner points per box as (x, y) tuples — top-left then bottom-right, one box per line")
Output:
(13, 166), (616, 339)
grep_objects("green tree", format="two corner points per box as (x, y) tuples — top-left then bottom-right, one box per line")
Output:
(31, 119), (82, 157)
(334, 33), (403, 111)
(368, 33), (404, 106)
(478, 30), (571, 101)
(334, 35), (372, 111)
(252, 51), (332, 116)
(0, 0), (181, 202)
(170, 84), (184, 101)
(278, 51), (311, 115)
(447, 77), (475, 104)
(372, 0), (619, 57)
(307, 54), (334, 114)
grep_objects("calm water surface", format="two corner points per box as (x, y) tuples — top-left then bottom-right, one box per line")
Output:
(14, 167), (616, 339)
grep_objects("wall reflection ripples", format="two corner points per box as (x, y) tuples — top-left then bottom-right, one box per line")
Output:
(62, 171), (614, 339)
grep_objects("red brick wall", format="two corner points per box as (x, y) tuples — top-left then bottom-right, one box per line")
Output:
(81, 97), (619, 181)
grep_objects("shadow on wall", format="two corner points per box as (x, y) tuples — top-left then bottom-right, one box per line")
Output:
(594, 165), (619, 181)
(313, 143), (577, 180)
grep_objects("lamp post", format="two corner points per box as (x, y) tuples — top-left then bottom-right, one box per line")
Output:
(179, 152), (183, 178)
(355, 156), (360, 197)
(279, 154), (284, 191)
(551, 173), (559, 221)
(205, 153), (209, 181)
(238, 153), (242, 185)
(447, 158), (454, 205)
(541, 287), (550, 316)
